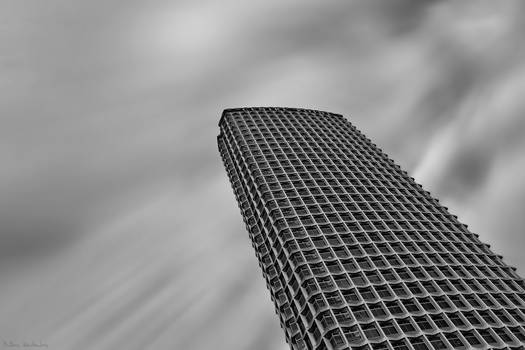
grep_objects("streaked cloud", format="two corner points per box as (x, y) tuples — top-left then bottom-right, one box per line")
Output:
(1, 1), (524, 349)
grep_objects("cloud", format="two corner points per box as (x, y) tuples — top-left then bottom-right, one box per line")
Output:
(1, 0), (525, 349)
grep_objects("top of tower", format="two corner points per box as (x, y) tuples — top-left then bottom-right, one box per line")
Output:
(218, 106), (345, 127)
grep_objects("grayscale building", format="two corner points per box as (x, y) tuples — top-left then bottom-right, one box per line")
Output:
(217, 107), (525, 350)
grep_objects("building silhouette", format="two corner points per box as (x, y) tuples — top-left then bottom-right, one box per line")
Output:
(217, 107), (525, 350)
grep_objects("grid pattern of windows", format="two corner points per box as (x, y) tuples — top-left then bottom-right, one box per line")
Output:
(217, 107), (525, 350)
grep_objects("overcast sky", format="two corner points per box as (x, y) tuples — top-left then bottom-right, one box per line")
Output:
(1, 1), (525, 349)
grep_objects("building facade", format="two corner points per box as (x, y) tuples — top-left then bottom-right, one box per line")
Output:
(217, 107), (525, 350)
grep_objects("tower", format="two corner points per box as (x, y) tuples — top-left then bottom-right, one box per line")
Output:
(217, 107), (525, 350)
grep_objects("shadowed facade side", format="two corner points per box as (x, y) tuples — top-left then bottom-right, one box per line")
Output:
(217, 107), (525, 350)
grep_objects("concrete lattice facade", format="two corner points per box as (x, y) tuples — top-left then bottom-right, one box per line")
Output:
(217, 107), (525, 350)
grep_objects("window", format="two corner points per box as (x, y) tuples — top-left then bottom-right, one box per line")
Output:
(396, 268), (412, 281)
(369, 303), (388, 318)
(377, 244), (392, 254)
(301, 277), (319, 295)
(338, 288), (357, 303)
(477, 310), (497, 325)
(371, 342), (389, 350)
(334, 307), (353, 323)
(341, 259), (358, 272)
(439, 266), (455, 278)
(303, 250), (319, 262)
(348, 245), (364, 256)
(350, 272), (367, 286)
(310, 294), (326, 311)
(449, 295), (467, 309)
(318, 311), (336, 329)
(399, 254), (415, 266)
(306, 225), (320, 236)
(363, 244), (378, 255)
(325, 292), (344, 306)
(354, 232), (368, 243)
(386, 255), (402, 266)
(508, 309), (525, 323)
(375, 285), (393, 298)
(454, 280), (469, 292)
(440, 253), (454, 264)
(415, 254), (430, 265)
(343, 325), (362, 343)
(380, 320), (399, 337)
(477, 329), (497, 344)
(352, 345), (371, 350)
(328, 329), (345, 347)
(381, 232), (395, 241)
(333, 246), (349, 258)
(404, 242), (418, 252)
(312, 324), (322, 340)
(326, 261), (342, 273)
(418, 297), (437, 312)
(493, 294), (512, 308)
(465, 279), (482, 293)
(397, 318), (416, 333)
(407, 282), (424, 295)
(312, 236), (328, 247)
(310, 263), (326, 275)
(447, 313), (467, 328)
(381, 269), (397, 282)
(409, 336), (429, 350)
(372, 256), (388, 268)
(392, 284), (409, 297)
(509, 327), (525, 341)
(361, 322), (381, 340)
(352, 305), (371, 321)
(461, 330), (481, 346)
(296, 264), (312, 280)
(317, 277), (334, 290)
(366, 270), (382, 284)
(427, 335), (446, 349)
(506, 294), (524, 307)
(414, 316), (433, 332)
(494, 327), (513, 343)
(341, 234), (356, 245)
(494, 309), (512, 324)
(430, 313), (450, 329)
(466, 295), (483, 309)
(391, 339), (410, 350)
(436, 280), (453, 293)
(334, 275), (351, 289)
(390, 243), (404, 255)
(359, 287), (376, 301)
(424, 266), (440, 278)
(444, 332), (465, 348)
(386, 301), (404, 316)
(411, 267), (426, 279)
(318, 248), (334, 260)
(433, 296), (453, 310)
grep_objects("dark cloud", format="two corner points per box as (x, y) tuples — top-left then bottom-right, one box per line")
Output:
(446, 147), (492, 194)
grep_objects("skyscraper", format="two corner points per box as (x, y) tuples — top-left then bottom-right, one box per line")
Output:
(217, 107), (525, 350)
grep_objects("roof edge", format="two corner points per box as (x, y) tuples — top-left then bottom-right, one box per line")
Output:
(218, 107), (345, 126)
